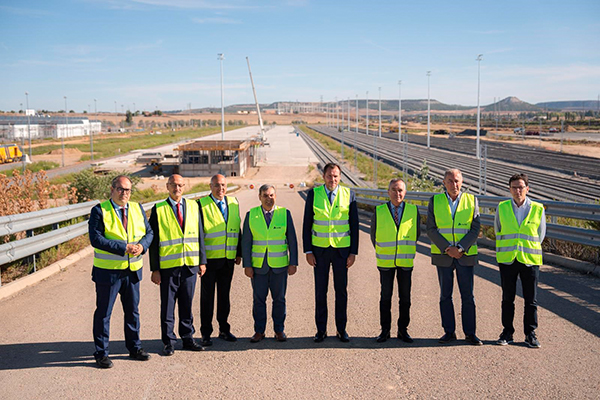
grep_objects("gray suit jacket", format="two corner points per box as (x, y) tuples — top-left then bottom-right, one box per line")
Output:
(426, 192), (480, 267)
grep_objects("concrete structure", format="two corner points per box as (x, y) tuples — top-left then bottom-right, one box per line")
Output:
(0, 116), (101, 140)
(177, 138), (261, 177)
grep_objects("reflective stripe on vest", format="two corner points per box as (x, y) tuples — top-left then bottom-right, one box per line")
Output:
(93, 200), (146, 271)
(156, 198), (201, 269)
(496, 200), (544, 265)
(311, 185), (351, 248)
(249, 206), (289, 268)
(199, 196), (241, 260)
(430, 193), (478, 256)
(375, 203), (418, 268)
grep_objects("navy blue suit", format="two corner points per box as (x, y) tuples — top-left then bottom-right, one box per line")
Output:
(88, 201), (153, 359)
(149, 199), (207, 346)
(302, 187), (359, 333)
(242, 208), (298, 334)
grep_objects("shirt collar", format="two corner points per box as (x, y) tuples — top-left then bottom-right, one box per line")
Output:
(110, 199), (128, 210)
(167, 197), (182, 207)
(325, 185), (339, 197)
(262, 206), (276, 214)
(211, 194), (225, 204)
(512, 196), (531, 209)
(446, 191), (461, 204)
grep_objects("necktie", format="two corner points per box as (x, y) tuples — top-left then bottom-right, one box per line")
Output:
(219, 201), (226, 219)
(328, 191), (333, 205)
(265, 211), (272, 228)
(121, 207), (128, 232)
(393, 206), (399, 226)
(176, 202), (183, 228)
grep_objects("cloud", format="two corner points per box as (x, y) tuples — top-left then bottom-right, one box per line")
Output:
(493, 63), (600, 83)
(361, 39), (394, 54)
(192, 17), (241, 24)
(130, 0), (254, 10)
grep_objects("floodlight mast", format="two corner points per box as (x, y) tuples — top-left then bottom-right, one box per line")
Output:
(246, 56), (265, 141)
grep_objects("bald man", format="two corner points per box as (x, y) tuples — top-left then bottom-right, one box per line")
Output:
(149, 174), (207, 355)
(197, 174), (242, 346)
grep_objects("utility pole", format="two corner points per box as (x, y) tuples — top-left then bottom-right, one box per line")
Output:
(218, 53), (225, 140)
(427, 71), (431, 149)
(476, 54), (483, 159)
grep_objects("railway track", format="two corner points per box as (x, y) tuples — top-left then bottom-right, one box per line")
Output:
(360, 128), (600, 180)
(309, 126), (600, 203)
(295, 127), (367, 187)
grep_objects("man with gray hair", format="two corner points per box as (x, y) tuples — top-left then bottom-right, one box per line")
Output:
(426, 168), (482, 345)
(241, 184), (298, 342)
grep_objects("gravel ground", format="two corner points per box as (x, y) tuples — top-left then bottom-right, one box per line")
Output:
(0, 185), (599, 399)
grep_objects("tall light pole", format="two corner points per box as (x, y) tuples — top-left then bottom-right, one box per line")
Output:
(398, 80), (402, 142)
(218, 53), (225, 140)
(476, 54), (483, 159)
(427, 71), (431, 149)
(366, 91), (369, 137)
(25, 92), (32, 160)
(63, 96), (67, 167)
(355, 94), (358, 170)
(114, 101), (117, 132)
(20, 102), (25, 172)
(92, 98), (96, 161)
(378, 87), (382, 138)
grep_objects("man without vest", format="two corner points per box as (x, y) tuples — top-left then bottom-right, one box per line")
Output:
(495, 173), (546, 348)
(370, 178), (420, 343)
(198, 174), (242, 346)
(149, 174), (207, 356)
(241, 184), (298, 342)
(88, 175), (154, 369)
(303, 162), (359, 343)
(426, 169), (482, 345)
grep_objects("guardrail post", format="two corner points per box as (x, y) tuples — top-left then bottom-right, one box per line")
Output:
(26, 229), (37, 273)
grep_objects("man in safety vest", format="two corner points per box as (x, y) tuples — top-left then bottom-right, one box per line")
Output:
(426, 169), (482, 345)
(303, 162), (359, 343)
(495, 173), (546, 348)
(197, 174), (242, 346)
(241, 184), (298, 343)
(88, 175), (154, 369)
(149, 174), (207, 356)
(370, 178), (420, 343)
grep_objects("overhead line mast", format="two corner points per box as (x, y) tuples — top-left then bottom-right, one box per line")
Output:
(246, 56), (265, 141)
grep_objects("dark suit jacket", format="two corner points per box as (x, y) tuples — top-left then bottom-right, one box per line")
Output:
(302, 186), (359, 257)
(197, 195), (242, 259)
(425, 192), (480, 267)
(88, 201), (154, 284)
(241, 208), (299, 275)
(148, 198), (208, 274)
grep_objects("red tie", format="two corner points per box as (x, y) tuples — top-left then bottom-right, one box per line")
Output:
(121, 207), (128, 232)
(393, 206), (399, 226)
(176, 202), (183, 228)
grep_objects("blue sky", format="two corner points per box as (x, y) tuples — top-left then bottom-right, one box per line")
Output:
(1, 0), (599, 112)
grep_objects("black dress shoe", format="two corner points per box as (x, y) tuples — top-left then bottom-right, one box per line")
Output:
(398, 331), (414, 343)
(314, 331), (327, 343)
(336, 331), (350, 343)
(182, 340), (205, 351)
(163, 344), (175, 356)
(129, 348), (151, 361)
(376, 330), (391, 343)
(218, 331), (237, 342)
(465, 334), (483, 346)
(201, 336), (213, 347)
(95, 356), (113, 369)
(438, 332), (457, 344)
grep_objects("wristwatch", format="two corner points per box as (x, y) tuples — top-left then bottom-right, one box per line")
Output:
(457, 245), (465, 254)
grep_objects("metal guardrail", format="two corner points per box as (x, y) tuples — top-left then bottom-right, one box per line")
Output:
(354, 188), (600, 247)
(0, 188), (238, 286)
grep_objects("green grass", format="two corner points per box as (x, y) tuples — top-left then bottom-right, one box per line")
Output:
(30, 126), (235, 158)
(26, 161), (60, 173)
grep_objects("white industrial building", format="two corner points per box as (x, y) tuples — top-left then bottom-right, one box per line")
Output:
(0, 116), (102, 140)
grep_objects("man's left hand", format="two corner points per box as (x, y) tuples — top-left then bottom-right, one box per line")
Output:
(288, 265), (297, 276)
(199, 264), (206, 276)
(235, 256), (242, 265)
(346, 254), (356, 268)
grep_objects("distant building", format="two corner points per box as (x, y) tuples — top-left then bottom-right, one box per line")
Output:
(177, 138), (261, 178)
(0, 116), (102, 140)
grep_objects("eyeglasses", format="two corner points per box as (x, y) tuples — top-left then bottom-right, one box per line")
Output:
(115, 187), (132, 194)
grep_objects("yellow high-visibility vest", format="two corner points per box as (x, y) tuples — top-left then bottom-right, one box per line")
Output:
(430, 192), (478, 256)
(93, 200), (146, 271)
(375, 203), (418, 268)
(199, 196), (240, 260)
(249, 206), (289, 268)
(156, 198), (201, 269)
(311, 185), (351, 248)
(496, 200), (544, 265)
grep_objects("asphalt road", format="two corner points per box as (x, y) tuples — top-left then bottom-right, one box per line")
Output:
(0, 187), (599, 399)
